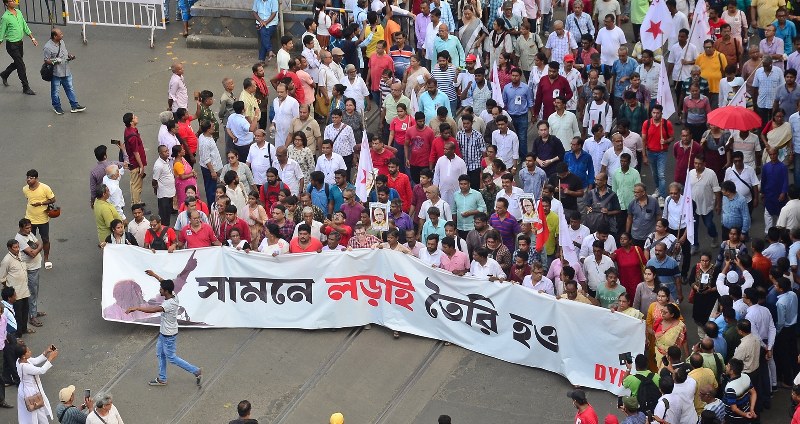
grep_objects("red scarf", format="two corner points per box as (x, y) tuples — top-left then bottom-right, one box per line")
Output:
(252, 74), (269, 97)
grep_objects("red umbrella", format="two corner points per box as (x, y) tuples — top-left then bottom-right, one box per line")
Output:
(707, 106), (762, 131)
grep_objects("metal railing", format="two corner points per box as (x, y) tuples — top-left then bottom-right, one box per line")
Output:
(20, 0), (66, 27)
(66, 0), (165, 47)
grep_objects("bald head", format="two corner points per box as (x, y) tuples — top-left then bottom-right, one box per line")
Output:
(700, 337), (714, 352)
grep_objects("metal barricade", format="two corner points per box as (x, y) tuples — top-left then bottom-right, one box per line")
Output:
(65, 0), (165, 48)
(20, 0), (67, 27)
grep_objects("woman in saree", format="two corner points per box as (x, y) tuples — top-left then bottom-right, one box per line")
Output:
(458, 5), (488, 57)
(613, 292), (644, 320)
(653, 303), (688, 370)
(689, 252), (719, 331)
(172, 144), (197, 207)
(403, 54), (430, 100)
(646, 286), (682, 371)
(700, 124), (731, 182)
(483, 19), (513, 69)
(612, 232), (646, 300)
(760, 109), (792, 166)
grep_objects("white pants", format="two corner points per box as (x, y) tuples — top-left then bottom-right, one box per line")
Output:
(765, 212), (779, 234)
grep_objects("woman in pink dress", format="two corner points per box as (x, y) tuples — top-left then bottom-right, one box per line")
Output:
(172, 144), (197, 207)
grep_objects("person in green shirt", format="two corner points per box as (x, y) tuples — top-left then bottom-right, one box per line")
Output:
(195, 90), (219, 140)
(0, 0), (38, 94)
(596, 267), (627, 308)
(611, 151), (642, 232)
(622, 353), (661, 397)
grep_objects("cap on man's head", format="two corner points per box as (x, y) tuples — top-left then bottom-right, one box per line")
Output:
(466, 54), (477, 63)
(59, 385), (76, 402)
(567, 389), (587, 403)
(726, 270), (739, 284)
(330, 412), (344, 424)
(622, 396), (639, 410)
(564, 54), (575, 62)
(331, 47), (345, 56)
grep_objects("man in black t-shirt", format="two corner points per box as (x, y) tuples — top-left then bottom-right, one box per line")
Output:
(548, 162), (585, 216)
(229, 400), (258, 424)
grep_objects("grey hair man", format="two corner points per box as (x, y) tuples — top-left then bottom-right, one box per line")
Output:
(89, 393), (124, 423)
(103, 164), (126, 220)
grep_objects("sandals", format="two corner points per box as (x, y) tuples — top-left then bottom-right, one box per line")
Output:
(29, 318), (43, 328)
(194, 369), (202, 387)
(392, 331), (400, 339)
(24, 328), (36, 334)
(36, 312), (46, 317)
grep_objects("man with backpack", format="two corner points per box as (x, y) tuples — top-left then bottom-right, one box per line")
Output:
(307, 171), (334, 217)
(143, 215), (177, 252)
(623, 354), (661, 415)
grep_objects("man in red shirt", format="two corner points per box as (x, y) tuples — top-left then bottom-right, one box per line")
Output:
(370, 136), (398, 176)
(321, 211), (353, 246)
(567, 389), (598, 424)
(269, 60), (305, 104)
(144, 215), (178, 252)
(177, 211), (221, 248)
(218, 205), (251, 243)
(533, 62), (573, 123)
(672, 128), (701, 186)
(405, 111), (435, 184)
(641, 104), (674, 202)
(123, 112), (147, 205)
(175, 108), (198, 154)
(428, 123), (462, 169)
(289, 223), (323, 253)
(386, 158), (412, 213)
(367, 40), (395, 107)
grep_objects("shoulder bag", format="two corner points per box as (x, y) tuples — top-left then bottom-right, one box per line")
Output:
(21, 364), (45, 412)
(40, 43), (60, 82)
(314, 70), (331, 118)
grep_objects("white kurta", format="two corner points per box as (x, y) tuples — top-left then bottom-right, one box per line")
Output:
(272, 96), (300, 148)
(433, 155), (467, 208)
(17, 355), (53, 424)
(340, 76), (369, 113)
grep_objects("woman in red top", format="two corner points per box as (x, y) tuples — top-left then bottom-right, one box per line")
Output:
(175, 108), (198, 154)
(177, 186), (209, 215)
(611, 232), (647, 300)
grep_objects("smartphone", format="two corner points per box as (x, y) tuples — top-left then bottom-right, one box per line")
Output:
(110, 139), (121, 145)
(50, 344), (57, 351)
(617, 396), (623, 409)
(84, 389), (91, 399)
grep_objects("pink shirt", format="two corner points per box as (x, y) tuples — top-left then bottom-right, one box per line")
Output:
(369, 54), (395, 91)
(297, 69), (315, 105)
(440, 251), (470, 273)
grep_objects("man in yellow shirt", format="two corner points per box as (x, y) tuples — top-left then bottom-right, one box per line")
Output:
(695, 40), (728, 106)
(239, 78), (259, 122)
(364, 11), (385, 60)
(22, 170), (55, 267)
(688, 352), (718, 414)
(93, 184), (121, 244)
(751, 0), (786, 37)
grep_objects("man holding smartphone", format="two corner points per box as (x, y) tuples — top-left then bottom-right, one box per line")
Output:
(55, 385), (91, 422)
(125, 270), (202, 387)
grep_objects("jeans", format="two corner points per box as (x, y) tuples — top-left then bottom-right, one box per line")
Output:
(371, 90), (382, 109)
(510, 114), (529, 159)
(27, 269), (40, 319)
(50, 74), (79, 109)
(1, 41), (29, 88)
(258, 25), (277, 61)
(794, 152), (800, 186)
(157, 333), (199, 382)
(201, 166), (217, 207)
(541, 13), (552, 33)
(693, 211), (718, 247)
(647, 150), (667, 198)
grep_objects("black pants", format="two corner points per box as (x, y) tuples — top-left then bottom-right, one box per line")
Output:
(410, 166), (426, 185)
(12, 298), (28, 338)
(775, 326), (799, 386)
(234, 144), (250, 164)
(1, 41), (28, 88)
(632, 23), (641, 42)
(1, 336), (17, 386)
(157, 197), (174, 227)
(756, 106), (772, 129)
(467, 169), (481, 190)
(343, 154), (353, 178)
(668, 228), (692, 279)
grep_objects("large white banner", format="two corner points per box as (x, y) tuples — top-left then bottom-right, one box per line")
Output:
(102, 245), (645, 394)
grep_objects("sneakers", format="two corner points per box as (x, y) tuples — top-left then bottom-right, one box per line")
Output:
(658, 196), (665, 208)
(23, 88), (35, 95)
(651, 190), (660, 198)
(71, 104), (86, 113)
(194, 369), (202, 387)
(53, 107), (64, 115)
(148, 378), (167, 386)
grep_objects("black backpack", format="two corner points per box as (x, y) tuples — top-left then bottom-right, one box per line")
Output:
(148, 228), (169, 250)
(635, 372), (660, 414)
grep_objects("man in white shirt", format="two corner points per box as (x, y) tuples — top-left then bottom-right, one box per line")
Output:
(594, 14), (627, 66)
(566, 212), (591, 251)
(583, 85), (614, 135)
(667, 0), (690, 48)
(315, 140), (347, 185)
(778, 185), (800, 229)
(103, 164), (126, 220)
(226, 101), (259, 160)
(433, 141), (467, 208)
(127, 204), (150, 246)
(469, 247), (507, 280)
(419, 234), (444, 267)
(168, 63), (187, 113)
(495, 174), (525, 220)
(491, 115), (519, 170)
(688, 155), (721, 248)
(418, 185), (453, 226)
(582, 240), (615, 295)
(271, 83), (300, 148)
(667, 29), (699, 111)
(600, 133), (636, 179)
(275, 146), (304, 195)
(246, 130), (278, 188)
(152, 145), (177, 226)
(579, 226), (617, 260)
(583, 125), (612, 176)
(724, 151), (760, 208)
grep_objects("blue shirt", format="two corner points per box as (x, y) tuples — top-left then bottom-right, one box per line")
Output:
(434, 36), (465, 69)
(422, 218), (447, 241)
(721, 193), (750, 234)
(519, 166), (547, 196)
(646, 256), (681, 286)
(762, 160), (789, 215)
(790, 112), (800, 154)
(252, 0), (278, 26)
(777, 290), (799, 332)
(307, 183), (331, 212)
(452, 189), (487, 231)
(773, 20), (797, 55)
(712, 334), (728, 359)
(418, 90), (451, 123)
(368, 187), (399, 203)
(612, 58), (639, 97)
(330, 183), (355, 212)
(564, 151), (595, 188)
(502, 82), (534, 116)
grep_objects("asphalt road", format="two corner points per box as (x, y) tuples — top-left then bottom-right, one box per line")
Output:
(0, 14), (790, 424)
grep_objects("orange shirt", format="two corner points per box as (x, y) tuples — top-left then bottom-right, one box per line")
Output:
(289, 237), (323, 253)
(752, 252), (772, 279)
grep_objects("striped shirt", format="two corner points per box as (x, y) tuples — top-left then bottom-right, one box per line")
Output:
(456, 129), (486, 171)
(431, 64), (458, 102)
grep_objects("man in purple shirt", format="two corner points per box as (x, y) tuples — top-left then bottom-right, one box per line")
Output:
(340, 188), (365, 229)
(90, 144), (128, 209)
(488, 197), (521, 251)
(415, 2), (432, 51)
(389, 198), (413, 241)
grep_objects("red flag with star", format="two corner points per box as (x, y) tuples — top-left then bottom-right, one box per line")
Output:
(639, 0), (674, 51)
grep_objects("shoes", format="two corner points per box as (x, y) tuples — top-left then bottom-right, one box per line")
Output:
(194, 369), (202, 387)
(53, 107), (64, 115)
(1, 76), (7, 86)
(393, 331), (400, 339)
(23, 88), (35, 95)
(36, 312), (46, 317)
(0, 402), (12, 408)
(70, 104), (86, 113)
(148, 378), (167, 386)
(658, 196), (665, 208)
(651, 190), (660, 198)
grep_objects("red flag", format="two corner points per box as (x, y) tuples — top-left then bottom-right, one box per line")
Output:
(534, 200), (549, 251)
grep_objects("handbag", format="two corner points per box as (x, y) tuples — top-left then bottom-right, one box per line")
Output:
(40, 43), (60, 82)
(46, 203), (61, 218)
(314, 72), (331, 118)
(21, 365), (45, 412)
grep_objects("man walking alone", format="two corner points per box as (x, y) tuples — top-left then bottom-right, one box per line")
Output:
(0, 0), (37, 95)
(125, 270), (202, 387)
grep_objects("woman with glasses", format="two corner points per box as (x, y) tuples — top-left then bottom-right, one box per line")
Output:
(220, 150), (256, 195)
(287, 131), (315, 185)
